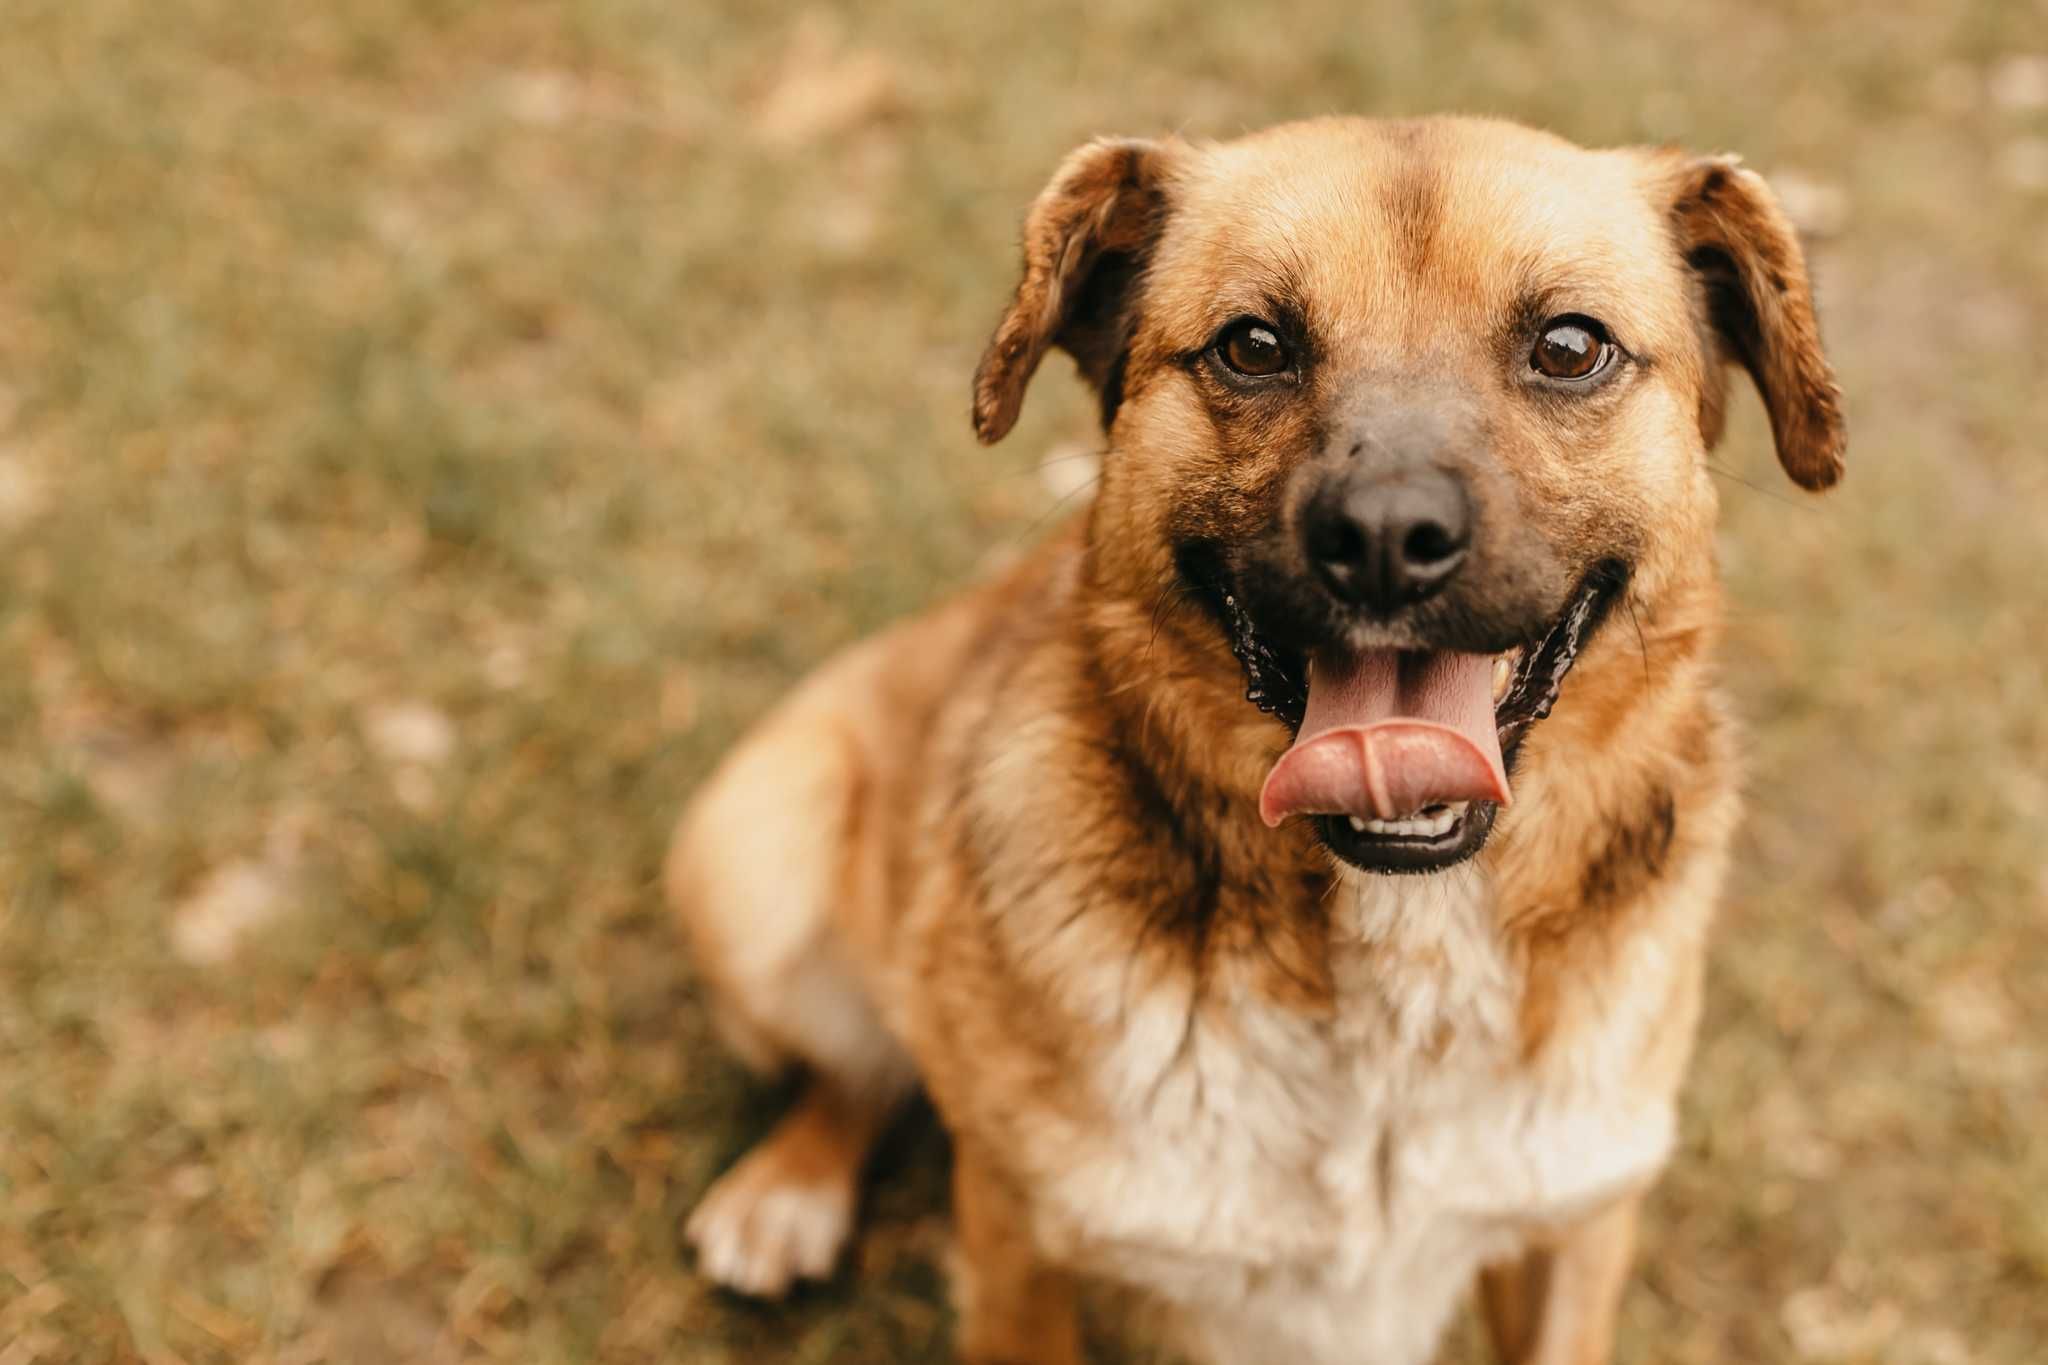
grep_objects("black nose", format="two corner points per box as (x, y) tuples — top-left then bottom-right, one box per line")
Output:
(1303, 466), (1472, 613)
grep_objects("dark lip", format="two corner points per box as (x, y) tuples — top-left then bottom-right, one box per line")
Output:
(1315, 803), (1501, 876)
(1223, 559), (1631, 875)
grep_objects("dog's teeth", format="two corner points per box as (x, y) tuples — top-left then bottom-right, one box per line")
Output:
(1492, 655), (1514, 702)
(1350, 801), (1468, 840)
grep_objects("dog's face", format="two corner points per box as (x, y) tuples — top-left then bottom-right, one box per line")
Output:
(975, 118), (1842, 875)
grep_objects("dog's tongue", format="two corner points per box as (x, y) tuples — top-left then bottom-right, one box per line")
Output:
(1258, 650), (1510, 827)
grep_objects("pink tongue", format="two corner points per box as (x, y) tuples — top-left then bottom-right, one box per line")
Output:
(1258, 651), (1510, 828)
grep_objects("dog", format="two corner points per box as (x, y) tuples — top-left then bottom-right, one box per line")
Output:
(669, 116), (1843, 1365)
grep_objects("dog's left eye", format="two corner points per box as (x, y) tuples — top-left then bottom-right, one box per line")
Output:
(1531, 317), (1613, 381)
(1216, 320), (1292, 377)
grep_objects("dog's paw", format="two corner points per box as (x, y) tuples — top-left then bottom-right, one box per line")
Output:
(685, 1148), (856, 1298)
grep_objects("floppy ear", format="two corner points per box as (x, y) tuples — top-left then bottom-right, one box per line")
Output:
(972, 137), (1178, 445)
(1666, 156), (1846, 490)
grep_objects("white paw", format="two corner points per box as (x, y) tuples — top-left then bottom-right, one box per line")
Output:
(685, 1154), (856, 1298)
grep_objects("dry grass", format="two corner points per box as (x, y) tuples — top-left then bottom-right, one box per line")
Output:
(1, 2), (2044, 1361)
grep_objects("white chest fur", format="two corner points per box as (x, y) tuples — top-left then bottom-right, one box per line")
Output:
(1032, 866), (1679, 1365)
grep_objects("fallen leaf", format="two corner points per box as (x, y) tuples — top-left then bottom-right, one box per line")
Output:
(362, 700), (456, 767)
(1988, 54), (2048, 113)
(1768, 168), (1850, 239)
(753, 13), (900, 148)
(172, 861), (293, 966)
(1781, 1285), (1901, 1360)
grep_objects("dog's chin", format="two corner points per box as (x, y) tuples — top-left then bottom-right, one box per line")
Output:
(1218, 560), (1632, 877)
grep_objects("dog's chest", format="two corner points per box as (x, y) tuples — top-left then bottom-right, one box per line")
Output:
(1034, 869), (1675, 1365)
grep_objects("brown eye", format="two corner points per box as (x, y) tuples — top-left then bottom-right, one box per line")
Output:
(1218, 320), (1291, 377)
(1531, 317), (1612, 381)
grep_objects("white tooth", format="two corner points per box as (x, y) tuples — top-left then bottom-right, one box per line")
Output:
(1351, 802), (1471, 839)
(1492, 655), (1514, 702)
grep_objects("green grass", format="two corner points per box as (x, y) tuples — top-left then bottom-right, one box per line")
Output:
(2, 1), (2044, 1360)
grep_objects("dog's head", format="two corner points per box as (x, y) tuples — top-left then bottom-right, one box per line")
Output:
(973, 118), (1843, 874)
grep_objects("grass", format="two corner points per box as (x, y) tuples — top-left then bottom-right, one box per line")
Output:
(1, 1), (2044, 1361)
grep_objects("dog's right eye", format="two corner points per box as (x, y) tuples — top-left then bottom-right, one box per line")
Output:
(1216, 320), (1292, 378)
(1530, 316), (1614, 382)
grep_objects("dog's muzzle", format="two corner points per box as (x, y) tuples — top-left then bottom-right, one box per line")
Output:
(1228, 560), (1630, 874)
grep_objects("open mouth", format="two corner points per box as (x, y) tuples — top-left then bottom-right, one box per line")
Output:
(1226, 560), (1629, 875)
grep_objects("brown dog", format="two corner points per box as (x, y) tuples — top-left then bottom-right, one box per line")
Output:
(671, 116), (1843, 1365)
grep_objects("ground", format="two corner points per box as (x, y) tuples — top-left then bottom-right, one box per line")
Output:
(1, 1), (2045, 1362)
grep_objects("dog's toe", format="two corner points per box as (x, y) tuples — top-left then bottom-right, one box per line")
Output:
(686, 1152), (856, 1298)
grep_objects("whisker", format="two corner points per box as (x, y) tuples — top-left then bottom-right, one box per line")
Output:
(1148, 585), (1196, 655)
(1707, 461), (1810, 511)
(1011, 471), (1103, 547)
(1624, 594), (1652, 687)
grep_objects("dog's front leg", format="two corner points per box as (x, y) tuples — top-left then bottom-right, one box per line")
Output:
(951, 1141), (1082, 1365)
(1478, 1194), (1641, 1365)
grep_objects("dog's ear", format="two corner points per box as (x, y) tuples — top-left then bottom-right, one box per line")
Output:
(972, 137), (1179, 445)
(1665, 155), (1846, 490)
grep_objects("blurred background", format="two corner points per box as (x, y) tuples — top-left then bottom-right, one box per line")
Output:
(2, 1), (2044, 1361)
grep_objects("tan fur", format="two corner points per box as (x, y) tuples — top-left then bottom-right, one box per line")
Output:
(672, 117), (1841, 1364)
